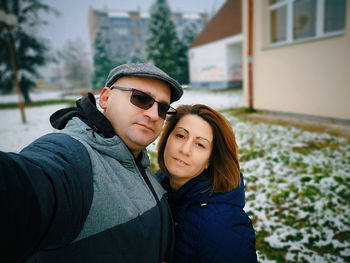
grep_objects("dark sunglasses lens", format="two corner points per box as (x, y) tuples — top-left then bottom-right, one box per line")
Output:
(130, 89), (172, 120)
(158, 103), (170, 119)
(131, 90), (154, 109)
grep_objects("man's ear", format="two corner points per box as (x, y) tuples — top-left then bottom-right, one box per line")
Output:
(99, 87), (111, 109)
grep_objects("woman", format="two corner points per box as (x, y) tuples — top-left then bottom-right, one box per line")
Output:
(157, 104), (257, 263)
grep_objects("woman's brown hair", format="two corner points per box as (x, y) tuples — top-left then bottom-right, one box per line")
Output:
(157, 104), (240, 193)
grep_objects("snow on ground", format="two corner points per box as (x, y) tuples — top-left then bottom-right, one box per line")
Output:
(0, 89), (243, 152)
(172, 89), (243, 109)
(0, 89), (78, 103)
(0, 88), (243, 109)
(1, 89), (349, 263)
(0, 104), (67, 152)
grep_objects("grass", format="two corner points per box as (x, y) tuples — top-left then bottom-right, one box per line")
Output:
(228, 113), (350, 263)
(221, 106), (257, 115)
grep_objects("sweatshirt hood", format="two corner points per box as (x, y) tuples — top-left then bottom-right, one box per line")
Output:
(50, 93), (116, 138)
(50, 93), (150, 168)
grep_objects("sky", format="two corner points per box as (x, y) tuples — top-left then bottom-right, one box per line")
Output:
(40, 0), (226, 55)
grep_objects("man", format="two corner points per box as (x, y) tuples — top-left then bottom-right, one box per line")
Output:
(0, 63), (183, 263)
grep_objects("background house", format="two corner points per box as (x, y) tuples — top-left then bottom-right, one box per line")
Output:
(189, 0), (242, 89)
(242, 0), (350, 122)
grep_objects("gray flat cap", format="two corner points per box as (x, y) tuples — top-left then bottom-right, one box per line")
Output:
(105, 63), (183, 102)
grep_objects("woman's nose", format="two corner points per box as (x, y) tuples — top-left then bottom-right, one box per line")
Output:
(179, 140), (191, 155)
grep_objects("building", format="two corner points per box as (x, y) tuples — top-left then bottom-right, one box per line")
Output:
(242, 0), (350, 122)
(88, 7), (209, 63)
(189, 0), (243, 90)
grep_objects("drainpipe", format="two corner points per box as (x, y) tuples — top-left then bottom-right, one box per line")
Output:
(247, 0), (254, 110)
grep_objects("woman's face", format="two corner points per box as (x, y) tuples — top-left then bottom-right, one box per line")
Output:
(164, 114), (213, 190)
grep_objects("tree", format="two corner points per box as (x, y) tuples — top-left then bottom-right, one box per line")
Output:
(181, 21), (200, 47)
(128, 48), (146, 64)
(0, 0), (59, 102)
(58, 38), (91, 91)
(177, 22), (202, 84)
(146, 0), (187, 84)
(91, 30), (113, 90)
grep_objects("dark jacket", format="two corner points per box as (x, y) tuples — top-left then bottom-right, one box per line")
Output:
(157, 170), (258, 263)
(0, 94), (173, 263)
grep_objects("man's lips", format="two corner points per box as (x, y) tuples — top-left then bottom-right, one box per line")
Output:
(136, 123), (154, 131)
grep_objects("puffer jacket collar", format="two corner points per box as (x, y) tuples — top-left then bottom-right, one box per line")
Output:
(159, 170), (246, 209)
(63, 117), (150, 169)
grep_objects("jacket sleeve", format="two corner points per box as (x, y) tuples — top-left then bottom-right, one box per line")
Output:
(197, 207), (258, 263)
(0, 133), (93, 263)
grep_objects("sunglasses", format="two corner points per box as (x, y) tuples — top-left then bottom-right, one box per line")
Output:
(110, 86), (177, 119)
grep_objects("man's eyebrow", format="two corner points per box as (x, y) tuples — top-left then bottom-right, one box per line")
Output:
(177, 127), (211, 144)
(143, 90), (170, 104)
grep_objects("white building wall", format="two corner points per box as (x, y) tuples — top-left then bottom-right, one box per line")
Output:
(189, 34), (243, 83)
(242, 0), (350, 121)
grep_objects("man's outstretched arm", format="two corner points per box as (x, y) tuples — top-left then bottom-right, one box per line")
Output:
(0, 133), (93, 262)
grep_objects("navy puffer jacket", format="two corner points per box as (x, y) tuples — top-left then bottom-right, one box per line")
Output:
(157, 170), (258, 263)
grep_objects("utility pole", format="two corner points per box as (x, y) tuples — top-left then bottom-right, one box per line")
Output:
(0, 10), (26, 123)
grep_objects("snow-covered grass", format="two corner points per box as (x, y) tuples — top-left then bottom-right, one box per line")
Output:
(1, 89), (349, 262)
(225, 115), (350, 263)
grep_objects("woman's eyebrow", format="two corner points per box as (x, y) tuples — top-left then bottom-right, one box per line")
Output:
(176, 127), (189, 134)
(196, 137), (210, 144)
(177, 127), (211, 144)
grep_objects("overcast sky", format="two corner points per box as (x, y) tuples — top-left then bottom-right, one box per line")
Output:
(40, 0), (226, 55)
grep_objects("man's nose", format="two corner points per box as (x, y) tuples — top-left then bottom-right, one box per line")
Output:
(143, 102), (159, 120)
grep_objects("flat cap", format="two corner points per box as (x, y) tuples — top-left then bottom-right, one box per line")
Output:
(105, 63), (183, 102)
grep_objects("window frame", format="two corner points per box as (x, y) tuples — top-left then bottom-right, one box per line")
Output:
(268, 0), (346, 47)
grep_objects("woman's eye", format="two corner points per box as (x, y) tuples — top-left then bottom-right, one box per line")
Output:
(196, 143), (205, 148)
(175, 134), (184, 139)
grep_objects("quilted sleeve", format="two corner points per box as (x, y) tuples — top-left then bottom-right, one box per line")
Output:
(0, 133), (93, 263)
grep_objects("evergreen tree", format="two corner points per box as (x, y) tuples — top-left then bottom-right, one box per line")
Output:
(177, 22), (201, 84)
(181, 22), (200, 47)
(174, 40), (189, 84)
(146, 0), (186, 83)
(0, 0), (58, 102)
(128, 48), (146, 64)
(92, 30), (113, 90)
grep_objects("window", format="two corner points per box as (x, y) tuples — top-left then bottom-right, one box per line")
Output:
(270, 5), (287, 42)
(269, 0), (346, 46)
(324, 0), (346, 32)
(293, 0), (316, 40)
(114, 28), (128, 35)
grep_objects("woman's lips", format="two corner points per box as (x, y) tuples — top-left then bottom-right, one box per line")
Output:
(173, 157), (189, 166)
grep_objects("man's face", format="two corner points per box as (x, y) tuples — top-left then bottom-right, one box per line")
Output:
(99, 76), (171, 156)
